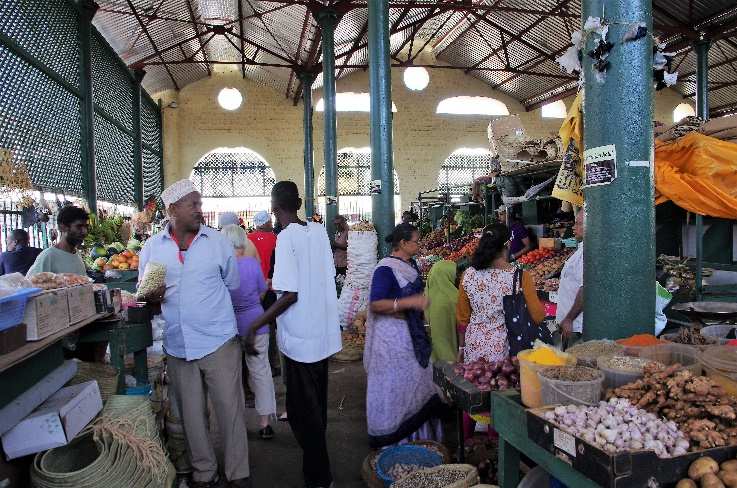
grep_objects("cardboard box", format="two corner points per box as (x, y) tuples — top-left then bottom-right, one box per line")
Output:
(23, 289), (70, 341)
(67, 285), (96, 324)
(539, 237), (562, 250)
(1, 381), (102, 460)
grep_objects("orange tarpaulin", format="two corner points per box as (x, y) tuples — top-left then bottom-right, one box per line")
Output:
(553, 92), (737, 218)
(655, 132), (737, 219)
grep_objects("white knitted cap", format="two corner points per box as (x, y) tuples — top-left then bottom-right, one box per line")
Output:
(161, 179), (196, 207)
(252, 210), (271, 227)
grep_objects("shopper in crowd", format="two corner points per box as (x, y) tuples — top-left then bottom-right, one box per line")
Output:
(332, 214), (349, 276)
(1, 229), (42, 276)
(221, 224), (277, 441)
(27, 205), (88, 276)
(497, 205), (532, 261)
(247, 181), (341, 488)
(248, 210), (277, 279)
(365, 223), (445, 448)
(557, 208), (585, 345)
(456, 222), (544, 439)
(138, 179), (251, 488)
(219, 211), (240, 229)
(426, 260), (459, 363)
(401, 210), (416, 225)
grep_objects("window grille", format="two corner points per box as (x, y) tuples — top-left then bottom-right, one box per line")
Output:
(317, 150), (400, 196)
(192, 150), (276, 197)
(437, 150), (494, 192)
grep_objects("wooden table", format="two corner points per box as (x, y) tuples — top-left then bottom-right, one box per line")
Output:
(0, 313), (111, 409)
(0, 310), (153, 409)
(491, 390), (600, 488)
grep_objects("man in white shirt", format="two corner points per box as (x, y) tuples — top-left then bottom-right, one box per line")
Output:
(557, 208), (584, 344)
(248, 181), (341, 488)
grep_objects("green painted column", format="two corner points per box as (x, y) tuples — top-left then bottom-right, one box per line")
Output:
(299, 72), (316, 218)
(368, 0), (395, 257)
(582, 0), (655, 340)
(132, 69), (145, 211)
(694, 39), (710, 298)
(78, 0), (98, 213)
(316, 10), (339, 238)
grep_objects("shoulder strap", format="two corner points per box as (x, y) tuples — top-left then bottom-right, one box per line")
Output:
(512, 267), (523, 295)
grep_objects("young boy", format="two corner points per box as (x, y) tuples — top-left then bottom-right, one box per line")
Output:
(247, 181), (341, 488)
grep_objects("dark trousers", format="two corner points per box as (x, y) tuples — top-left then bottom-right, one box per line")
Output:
(285, 355), (332, 488)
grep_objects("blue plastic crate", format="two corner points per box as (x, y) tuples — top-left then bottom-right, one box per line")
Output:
(375, 445), (443, 487)
(0, 288), (41, 332)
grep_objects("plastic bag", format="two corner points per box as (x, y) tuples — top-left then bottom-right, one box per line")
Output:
(0, 272), (34, 298)
(655, 281), (673, 335)
(137, 262), (166, 299)
(29, 272), (65, 290)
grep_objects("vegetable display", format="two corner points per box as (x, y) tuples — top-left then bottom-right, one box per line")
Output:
(30, 272), (91, 290)
(452, 357), (520, 392)
(521, 248), (574, 287)
(678, 456), (737, 488)
(542, 398), (690, 458)
(608, 363), (737, 450)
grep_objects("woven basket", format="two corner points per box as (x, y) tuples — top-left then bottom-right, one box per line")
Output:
(390, 464), (479, 488)
(68, 361), (120, 402)
(362, 441), (451, 488)
(102, 395), (159, 441)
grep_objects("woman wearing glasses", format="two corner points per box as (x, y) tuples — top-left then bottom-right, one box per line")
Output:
(364, 223), (445, 448)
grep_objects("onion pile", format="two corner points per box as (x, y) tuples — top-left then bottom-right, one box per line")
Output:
(452, 357), (520, 391)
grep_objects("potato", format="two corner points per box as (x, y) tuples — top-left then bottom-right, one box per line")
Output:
(723, 461), (737, 473)
(691, 458), (721, 481)
(702, 473), (725, 488)
(676, 480), (697, 488)
(719, 470), (737, 488)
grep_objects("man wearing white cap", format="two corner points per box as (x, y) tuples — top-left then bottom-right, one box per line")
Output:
(247, 210), (276, 279)
(137, 179), (251, 488)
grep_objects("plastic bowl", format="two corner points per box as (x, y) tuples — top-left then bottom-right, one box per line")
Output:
(639, 343), (702, 376)
(375, 445), (442, 487)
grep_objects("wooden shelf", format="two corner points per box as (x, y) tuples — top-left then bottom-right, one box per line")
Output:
(0, 312), (113, 374)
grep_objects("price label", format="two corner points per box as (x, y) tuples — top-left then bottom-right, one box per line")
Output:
(554, 428), (577, 457)
(549, 291), (559, 303)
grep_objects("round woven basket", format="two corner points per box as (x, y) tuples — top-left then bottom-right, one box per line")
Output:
(362, 441), (451, 488)
(68, 361), (120, 402)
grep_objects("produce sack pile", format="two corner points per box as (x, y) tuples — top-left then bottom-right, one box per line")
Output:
(607, 362), (737, 450)
(337, 228), (378, 330)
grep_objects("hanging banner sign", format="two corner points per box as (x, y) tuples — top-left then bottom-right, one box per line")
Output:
(583, 144), (617, 187)
(369, 179), (382, 195)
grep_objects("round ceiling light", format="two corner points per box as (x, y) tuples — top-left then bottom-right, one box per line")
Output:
(218, 87), (243, 111)
(403, 67), (429, 91)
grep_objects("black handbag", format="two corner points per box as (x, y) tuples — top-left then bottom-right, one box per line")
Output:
(503, 268), (553, 356)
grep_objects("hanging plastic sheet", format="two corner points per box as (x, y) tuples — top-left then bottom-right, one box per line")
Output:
(552, 92), (584, 206)
(655, 132), (737, 219)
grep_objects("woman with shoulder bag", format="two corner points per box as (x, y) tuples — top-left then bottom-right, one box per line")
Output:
(455, 223), (545, 438)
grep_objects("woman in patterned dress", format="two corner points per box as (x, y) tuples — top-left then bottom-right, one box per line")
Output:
(455, 222), (544, 437)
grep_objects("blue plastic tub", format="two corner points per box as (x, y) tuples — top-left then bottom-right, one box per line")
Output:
(375, 445), (443, 487)
(0, 288), (41, 332)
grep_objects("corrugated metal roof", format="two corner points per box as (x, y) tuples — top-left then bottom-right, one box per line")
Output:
(92, 0), (737, 113)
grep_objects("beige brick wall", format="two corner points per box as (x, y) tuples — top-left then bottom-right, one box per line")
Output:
(154, 63), (690, 212)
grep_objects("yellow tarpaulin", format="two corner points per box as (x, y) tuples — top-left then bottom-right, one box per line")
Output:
(655, 132), (737, 219)
(552, 92), (737, 219)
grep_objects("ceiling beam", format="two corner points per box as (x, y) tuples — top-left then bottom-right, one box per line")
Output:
(185, 0), (211, 75)
(286, 10), (312, 98)
(524, 84), (578, 111)
(259, 0), (577, 17)
(126, 31), (208, 66)
(407, 10), (456, 64)
(243, 0), (294, 60)
(683, 80), (737, 98)
(291, 19), (323, 105)
(125, 0), (179, 90)
(491, 43), (569, 90)
(390, 7), (443, 58)
(237, 0), (247, 78)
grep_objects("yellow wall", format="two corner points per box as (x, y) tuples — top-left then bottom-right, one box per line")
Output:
(154, 62), (691, 211)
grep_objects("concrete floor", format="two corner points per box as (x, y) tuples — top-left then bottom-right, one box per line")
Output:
(245, 360), (370, 488)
